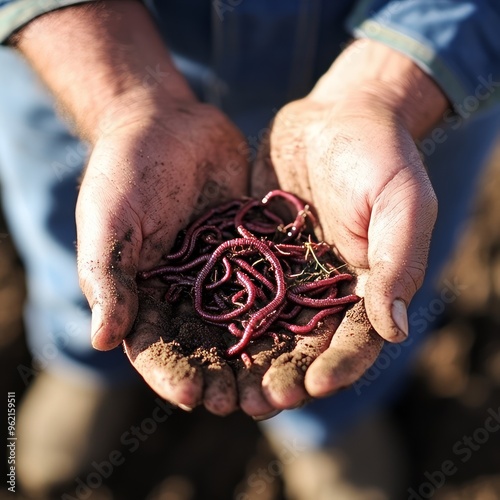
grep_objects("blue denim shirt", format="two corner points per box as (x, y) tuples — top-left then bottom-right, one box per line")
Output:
(1, 0), (500, 125)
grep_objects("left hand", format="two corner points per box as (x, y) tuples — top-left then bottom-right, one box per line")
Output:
(250, 40), (447, 410)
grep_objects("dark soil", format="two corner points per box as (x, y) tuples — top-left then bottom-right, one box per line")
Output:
(397, 143), (500, 499)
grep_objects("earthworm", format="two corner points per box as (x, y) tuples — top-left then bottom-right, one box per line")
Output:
(230, 257), (275, 292)
(139, 254), (210, 279)
(195, 265), (258, 323)
(289, 274), (353, 293)
(262, 189), (314, 240)
(276, 306), (345, 334)
(139, 190), (359, 362)
(278, 305), (301, 320)
(287, 292), (360, 308)
(206, 257), (232, 289)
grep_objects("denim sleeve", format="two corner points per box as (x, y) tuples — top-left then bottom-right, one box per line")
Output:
(347, 0), (500, 113)
(0, 0), (96, 43)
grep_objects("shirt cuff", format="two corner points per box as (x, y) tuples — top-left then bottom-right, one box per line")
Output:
(0, 0), (96, 43)
(347, 0), (500, 114)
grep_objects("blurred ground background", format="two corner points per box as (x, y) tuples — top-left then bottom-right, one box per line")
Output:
(1, 142), (500, 499)
(398, 140), (500, 500)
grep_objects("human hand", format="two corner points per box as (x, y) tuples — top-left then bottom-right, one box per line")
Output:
(76, 100), (250, 415)
(15, 0), (308, 418)
(251, 40), (447, 409)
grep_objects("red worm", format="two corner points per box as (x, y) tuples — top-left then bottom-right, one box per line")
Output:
(139, 254), (210, 279)
(166, 200), (243, 261)
(165, 286), (183, 304)
(261, 189), (310, 239)
(278, 305), (301, 320)
(206, 256), (232, 290)
(194, 238), (287, 354)
(234, 199), (260, 229)
(185, 225), (222, 258)
(196, 268), (257, 323)
(287, 292), (360, 308)
(276, 306), (345, 334)
(227, 302), (285, 340)
(289, 274), (353, 293)
(230, 257), (276, 292)
(139, 190), (359, 362)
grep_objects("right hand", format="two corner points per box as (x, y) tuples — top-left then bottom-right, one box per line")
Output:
(76, 99), (253, 415)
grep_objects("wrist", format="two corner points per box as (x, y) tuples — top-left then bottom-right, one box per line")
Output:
(309, 39), (448, 139)
(88, 86), (197, 144)
(15, 0), (197, 143)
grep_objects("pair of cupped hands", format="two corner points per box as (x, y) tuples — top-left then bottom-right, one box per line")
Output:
(76, 80), (438, 419)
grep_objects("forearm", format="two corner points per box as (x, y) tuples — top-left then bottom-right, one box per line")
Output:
(309, 39), (448, 139)
(12, 0), (195, 142)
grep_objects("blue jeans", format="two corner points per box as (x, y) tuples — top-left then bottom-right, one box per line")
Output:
(0, 47), (136, 385)
(1, 46), (499, 442)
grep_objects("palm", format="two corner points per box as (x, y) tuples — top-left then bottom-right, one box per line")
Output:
(77, 104), (254, 414)
(251, 96), (436, 406)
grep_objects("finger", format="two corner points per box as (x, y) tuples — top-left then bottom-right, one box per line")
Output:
(202, 363), (238, 416)
(123, 292), (204, 408)
(364, 166), (437, 342)
(183, 341), (238, 416)
(236, 335), (304, 420)
(238, 371), (275, 417)
(236, 337), (282, 417)
(76, 178), (142, 351)
(305, 300), (384, 397)
(163, 301), (239, 415)
(262, 318), (338, 409)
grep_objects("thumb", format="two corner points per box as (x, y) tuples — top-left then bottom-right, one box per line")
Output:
(76, 185), (141, 351)
(78, 253), (139, 351)
(363, 167), (437, 343)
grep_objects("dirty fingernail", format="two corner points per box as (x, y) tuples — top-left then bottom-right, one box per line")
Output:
(391, 299), (409, 339)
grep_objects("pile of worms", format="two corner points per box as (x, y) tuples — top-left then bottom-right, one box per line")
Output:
(139, 190), (359, 364)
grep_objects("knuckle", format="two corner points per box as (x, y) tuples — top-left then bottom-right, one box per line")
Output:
(402, 263), (426, 295)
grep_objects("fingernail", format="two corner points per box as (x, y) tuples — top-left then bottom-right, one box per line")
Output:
(178, 404), (194, 412)
(391, 299), (409, 338)
(290, 399), (308, 410)
(90, 304), (103, 344)
(253, 409), (282, 422)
